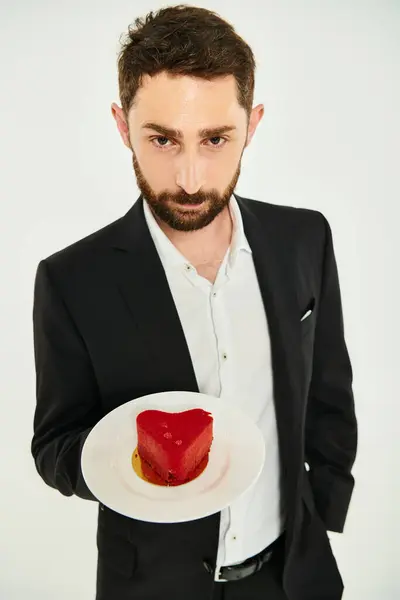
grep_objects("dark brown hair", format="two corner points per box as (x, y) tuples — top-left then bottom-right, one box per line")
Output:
(117, 4), (256, 119)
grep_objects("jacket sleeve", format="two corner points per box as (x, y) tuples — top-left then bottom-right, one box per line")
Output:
(31, 259), (102, 501)
(305, 215), (358, 532)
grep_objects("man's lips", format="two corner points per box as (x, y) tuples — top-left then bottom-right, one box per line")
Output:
(171, 199), (206, 209)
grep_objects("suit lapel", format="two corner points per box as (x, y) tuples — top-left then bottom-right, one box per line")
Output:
(237, 196), (305, 496)
(110, 197), (199, 395)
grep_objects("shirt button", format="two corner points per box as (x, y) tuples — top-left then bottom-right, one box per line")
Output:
(213, 292), (217, 297)
(185, 264), (192, 271)
(222, 352), (228, 361)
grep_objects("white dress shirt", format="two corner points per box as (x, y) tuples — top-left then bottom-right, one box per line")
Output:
(143, 196), (286, 580)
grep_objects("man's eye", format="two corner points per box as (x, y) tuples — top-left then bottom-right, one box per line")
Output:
(207, 136), (227, 148)
(152, 136), (171, 147)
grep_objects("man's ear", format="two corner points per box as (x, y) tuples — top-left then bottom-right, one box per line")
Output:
(111, 103), (131, 149)
(245, 104), (264, 147)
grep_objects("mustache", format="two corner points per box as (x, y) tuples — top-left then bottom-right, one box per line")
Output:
(158, 192), (216, 206)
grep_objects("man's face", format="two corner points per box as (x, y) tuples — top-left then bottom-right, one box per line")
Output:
(112, 71), (263, 231)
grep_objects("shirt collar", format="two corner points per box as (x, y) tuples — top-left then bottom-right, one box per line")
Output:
(229, 194), (252, 256)
(143, 194), (252, 270)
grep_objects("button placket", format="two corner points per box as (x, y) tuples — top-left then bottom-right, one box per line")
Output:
(209, 288), (229, 383)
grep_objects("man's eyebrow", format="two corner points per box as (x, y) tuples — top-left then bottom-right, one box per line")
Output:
(141, 122), (237, 139)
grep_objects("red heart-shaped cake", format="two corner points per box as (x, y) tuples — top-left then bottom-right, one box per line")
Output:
(136, 408), (213, 485)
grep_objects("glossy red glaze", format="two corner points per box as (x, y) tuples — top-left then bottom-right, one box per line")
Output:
(136, 408), (213, 485)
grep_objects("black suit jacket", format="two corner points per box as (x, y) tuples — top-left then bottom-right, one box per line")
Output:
(31, 194), (357, 600)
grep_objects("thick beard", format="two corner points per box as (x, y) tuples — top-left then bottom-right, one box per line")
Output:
(131, 152), (242, 232)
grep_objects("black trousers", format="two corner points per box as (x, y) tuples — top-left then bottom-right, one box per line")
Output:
(211, 537), (288, 600)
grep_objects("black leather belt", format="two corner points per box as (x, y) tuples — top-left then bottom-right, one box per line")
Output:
(203, 531), (285, 582)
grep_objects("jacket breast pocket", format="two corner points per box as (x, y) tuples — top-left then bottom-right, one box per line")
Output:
(300, 297), (316, 337)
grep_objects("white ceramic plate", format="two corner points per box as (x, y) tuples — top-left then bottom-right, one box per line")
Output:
(81, 391), (265, 523)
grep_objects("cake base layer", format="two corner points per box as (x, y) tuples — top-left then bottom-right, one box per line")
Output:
(132, 447), (209, 486)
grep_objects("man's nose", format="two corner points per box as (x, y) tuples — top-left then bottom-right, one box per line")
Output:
(175, 154), (205, 194)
